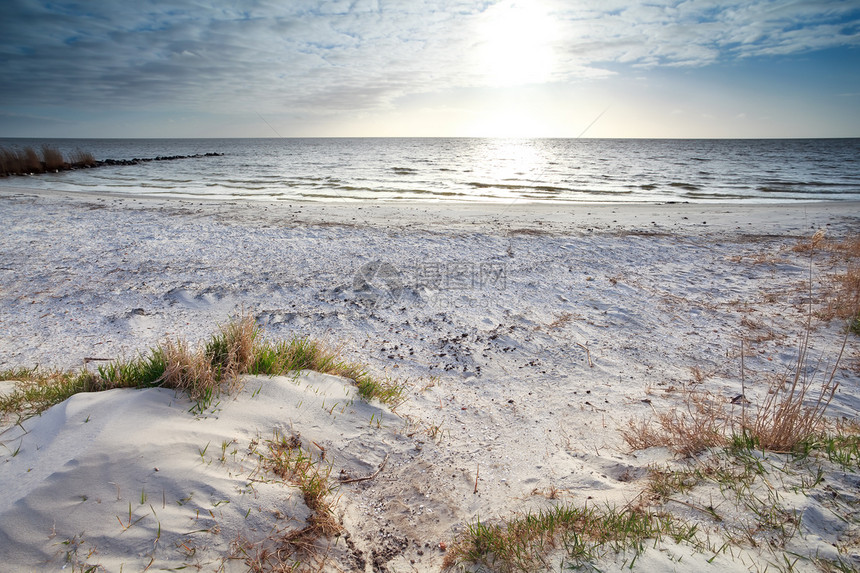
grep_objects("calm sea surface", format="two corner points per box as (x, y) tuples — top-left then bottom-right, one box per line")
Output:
(1, 138), (858, 203)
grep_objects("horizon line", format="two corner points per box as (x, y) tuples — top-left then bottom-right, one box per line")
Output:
(2, 135), (859, 141)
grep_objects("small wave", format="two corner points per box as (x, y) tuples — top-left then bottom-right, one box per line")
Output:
(681, 191), (750, 199)
(138, 183), (177, 189)
(150, 178), (193, 183)
(222, 184), (266, 190)
(333, 184), (380, 194)
(668, 182), (700, 191)
(225, 179), (273, 186)
(756, 185), (859, 195)
(298, 192), (356, 200)
(466, 181), (568, 193)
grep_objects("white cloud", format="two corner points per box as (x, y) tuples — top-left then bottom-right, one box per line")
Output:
(0, 0), (857, 122)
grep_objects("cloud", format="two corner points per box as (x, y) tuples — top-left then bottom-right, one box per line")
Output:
(0, 0), (857, 120)
(550, 0), (859, 67)
(0, 111), (76, 124)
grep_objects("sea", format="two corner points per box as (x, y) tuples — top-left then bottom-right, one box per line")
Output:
(1, 137), (859, 203)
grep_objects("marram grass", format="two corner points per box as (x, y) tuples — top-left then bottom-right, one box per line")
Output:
(444, 504), (697, 572)
(0, 315), (404, 419)
(0, 144), (96, 176)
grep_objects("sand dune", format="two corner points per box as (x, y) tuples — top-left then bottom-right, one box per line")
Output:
(1, 188), (858, 571)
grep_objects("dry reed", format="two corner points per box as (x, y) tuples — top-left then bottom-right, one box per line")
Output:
(158, 339), (219, 402)
(793, 231), (860, 322)
(243, 430), (343, 571)
(22, 147), (41, 172)
(69, 149), (96, 166)
(1, 314), (399, 419)
(624, 326), (845, 456)
(622, 391), (729, 456)
(0, 145), (98, 176)
(40, 144), (65, 171)
(748, 328), (844, 452)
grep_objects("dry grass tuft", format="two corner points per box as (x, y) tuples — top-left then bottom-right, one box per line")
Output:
(40, 144), (65, 171)
(0, 145), (98, 176)
(622, 391), (729, 456)
(830, 236), (860, 258)
(748, 329), (843, 452)
(206, 314), (260, 390)
(829, 266), (860, 322)
(628, 231), (857, 457)
(1, 313), (402, 419)
(792, 229), (828, 253)
(792, 231), (860, 322)
(624, 326), (845, 456)
(0, 147), (23, 175)
(794, 230), (860, 258)
(69, 149), (96, 166)
(22, 147), (41, 173)
(245, 431), (343, 571)
(0, 146), (41, 175)
(159, 339), (220, 402)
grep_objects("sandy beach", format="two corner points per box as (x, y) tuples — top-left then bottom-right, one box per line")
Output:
(1, 187), (858, 572)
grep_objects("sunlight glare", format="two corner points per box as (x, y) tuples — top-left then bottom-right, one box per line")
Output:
(470, 108), (548, 138)
(476, 1), (557, 87)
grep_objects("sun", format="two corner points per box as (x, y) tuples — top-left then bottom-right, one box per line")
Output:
(475, 1), (557, 87)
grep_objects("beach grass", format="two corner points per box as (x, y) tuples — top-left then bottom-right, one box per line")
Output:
(448, 369), (856, 573)
(621, 328), (844, 457)
(0, 368), (103, 418)
(446, 233), (859, 573)
(244, 429), (343, 569)
(794, 232), (860, 323)
(68, 148), (96, 166)
(443, 504), (697, 572)
(0, 314), (402, 419)
(248, 335), (405, 405)
(0, 144), (96, 176)
(622, 230), (851, 458)
(40, 144), (64, 171)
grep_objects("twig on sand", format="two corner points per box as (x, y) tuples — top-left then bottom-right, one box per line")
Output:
(474, 464), (479, 494)
(575, 342), (594, 368)
(339, 453), (390, 484)
(312, 440), (327, 460)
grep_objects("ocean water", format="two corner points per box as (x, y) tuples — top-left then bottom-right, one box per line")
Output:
(1, 137), (858, 203)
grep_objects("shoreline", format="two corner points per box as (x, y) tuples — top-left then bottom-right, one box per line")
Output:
(1, 186), (858, 571)
(2, 185), (858, 237)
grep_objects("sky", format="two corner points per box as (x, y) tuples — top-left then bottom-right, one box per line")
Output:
(1, 0), (859, 139)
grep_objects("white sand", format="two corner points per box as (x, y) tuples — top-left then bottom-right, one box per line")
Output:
(0, 187), (858, 571)
(0, 372), (403, 571)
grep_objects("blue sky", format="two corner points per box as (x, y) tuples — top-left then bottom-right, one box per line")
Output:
(1, 0), (858, 138)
